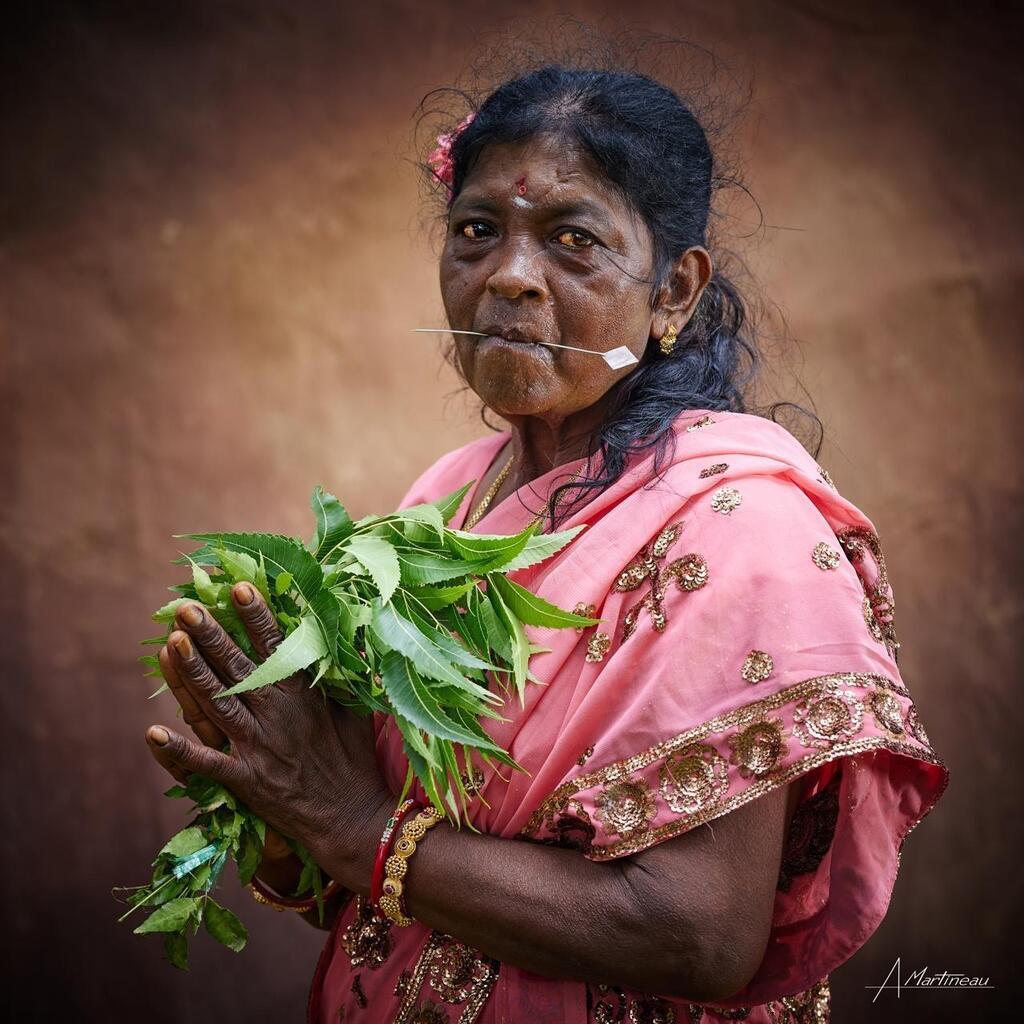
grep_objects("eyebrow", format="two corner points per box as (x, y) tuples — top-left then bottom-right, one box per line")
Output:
(450, 194), (618, 235)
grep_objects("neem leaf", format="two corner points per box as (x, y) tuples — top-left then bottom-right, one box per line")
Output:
(134, 897), (199, 935)
(189, 560), (223, 605)
(158, 827), (207, 860)
(378, 651), (502, 753)
(203, 899), (248, 952)
(310, 485), (354, 558)
(178, 533), (323, 603)
(343, 535), (400, 605)
(487, 585), (529, 704)
(216, 615), (327, 698)
(163, 931), (189, 971)
(487, 573), (602, 629)
(429, 481), (474, 526)
(152, 597), (188, 623)
(216, 546), (272, 603)
(444, 520), (540, 569)
(398, 551), (491, 586)
(496, 524), (588, 574)
(369, 598), (473, 689)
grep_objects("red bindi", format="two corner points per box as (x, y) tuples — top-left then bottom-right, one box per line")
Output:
(515, 176), (527, 196)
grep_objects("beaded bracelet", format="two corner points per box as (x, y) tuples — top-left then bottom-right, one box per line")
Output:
(370, 798), (421, 908)
(378, 806), (443, 927)
(248, 873), (344, 913)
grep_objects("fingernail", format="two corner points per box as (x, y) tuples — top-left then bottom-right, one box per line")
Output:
(179, 603), (203, 627)
(234, 582), (254, 606)
(148, 726), (170, 746)
(175, 634), (194, 659)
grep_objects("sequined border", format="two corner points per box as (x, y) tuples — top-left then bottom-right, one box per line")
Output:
(520, 671), (943, 861)
(391, 930), (500, 1024)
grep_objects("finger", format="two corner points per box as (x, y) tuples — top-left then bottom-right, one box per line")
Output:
(147, 725), (246, 790)
(230, 583), (285, 661)
(146, 730), (190, 784)
(158, 644), (227, 750)
(169, 630), (257, 739)
(174, 602), (256, 687)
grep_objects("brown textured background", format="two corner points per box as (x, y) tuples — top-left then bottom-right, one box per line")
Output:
(2, 2), (1019, 1021)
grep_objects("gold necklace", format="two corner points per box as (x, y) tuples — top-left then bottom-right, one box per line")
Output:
(464, 444), (587, 531)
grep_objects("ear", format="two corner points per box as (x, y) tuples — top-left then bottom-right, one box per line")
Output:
(650, 246), (714, 340)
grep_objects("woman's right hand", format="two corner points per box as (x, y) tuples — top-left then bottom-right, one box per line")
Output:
(144, 603), (296, 868)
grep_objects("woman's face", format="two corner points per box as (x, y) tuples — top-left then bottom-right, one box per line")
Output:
(439, 134), (663, 424)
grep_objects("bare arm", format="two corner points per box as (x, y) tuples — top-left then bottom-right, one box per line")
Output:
(308, 780), (799, 1003)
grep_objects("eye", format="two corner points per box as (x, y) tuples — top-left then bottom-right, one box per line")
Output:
(554, 228), (595, 250)
(456, 220), (495, 240)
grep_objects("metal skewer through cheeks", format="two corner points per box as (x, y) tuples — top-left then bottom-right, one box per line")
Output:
(412, 328), (638, 369)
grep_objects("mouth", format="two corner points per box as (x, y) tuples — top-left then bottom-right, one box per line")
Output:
(477, 326), (548, 347)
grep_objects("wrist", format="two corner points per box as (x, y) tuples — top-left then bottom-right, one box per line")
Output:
(306, 789), (394, 895)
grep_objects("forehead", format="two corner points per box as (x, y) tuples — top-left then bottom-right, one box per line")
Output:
(451, 134), (641, 232)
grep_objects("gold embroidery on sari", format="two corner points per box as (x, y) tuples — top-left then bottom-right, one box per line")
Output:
(867, 690), (905, 737)
(658, 744), (729, 814)
(699, 462), (729, 478)
(614, 521), (708, 643)
(905, 704), (930, 746)
(519, 672), (942, 860)
(793, 688), (864, 748)
(587, 632), (612, 662)
(577, 745), (596, 766)
(837, 527), (900, 661)
(816, 465), (837, 490)
(727, 718), (788, 778)
(741, 649), (774, 683)
(340, 895), (393, 969)
(574, 602), (598, 631)
(777, 772), (841, 892)
(392, 931), (500, 1024)
(594, 779), (657, 836)
(811, 542), (841, 570)
(350, 974), (367, 1008)
(710, 486), (743, 514)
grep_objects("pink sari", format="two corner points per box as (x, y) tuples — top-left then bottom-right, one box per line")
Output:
(309, 408), (948, 1023)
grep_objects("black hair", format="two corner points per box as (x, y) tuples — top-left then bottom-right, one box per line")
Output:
(414, 35), (823, 532)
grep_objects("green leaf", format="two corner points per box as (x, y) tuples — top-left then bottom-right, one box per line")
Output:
(444, 520), (540, 571)
(369, 598), (473, 689)
(488, 585), (529, 704)
(406, 580), (476, 610)
(397, 551), (491, 586)
(274, 571), (293, 595)
(163, 931), (189, 971)
(343, 535), (400, 605)
(134, 897), (199, 935)
(378, 652), (503, 753)
(310, 485), (354, 557)
(152, 597), (188, 623)
(203, 899), (248, 952)
(217, 615), (327, 697)
(235, 830), (262, 886)
(216, 546), (272, 603)
(487, 573), (601, 629)
(158, 827), (207, 860)
(393, 505), (445, 544)
(433, 481), (474, 525)
(178, 533), (323, 604)
(189, 560), (224, 605)
(496, 524), (588, 573)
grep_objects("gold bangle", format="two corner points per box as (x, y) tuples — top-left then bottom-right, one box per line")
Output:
(379, 807), (442, 927)
(248, 877), (342, 913)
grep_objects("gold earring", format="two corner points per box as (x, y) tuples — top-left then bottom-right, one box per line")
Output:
(659, 323), (679, 355)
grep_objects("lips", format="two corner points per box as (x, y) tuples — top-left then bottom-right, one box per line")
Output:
(477, 325), (546, 345)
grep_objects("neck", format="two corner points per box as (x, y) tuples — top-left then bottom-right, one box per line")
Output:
(500, 403), (607, 491)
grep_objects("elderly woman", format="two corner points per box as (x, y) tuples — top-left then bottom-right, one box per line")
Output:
(145, 65), (948, 1023)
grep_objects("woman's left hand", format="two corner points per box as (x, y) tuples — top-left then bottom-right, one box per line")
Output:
(146, 583), (393, 866)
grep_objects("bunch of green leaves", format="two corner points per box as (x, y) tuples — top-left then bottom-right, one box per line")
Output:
(123, 481), (600, 967)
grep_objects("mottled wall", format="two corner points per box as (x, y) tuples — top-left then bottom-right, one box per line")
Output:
(2, 2), (1019, 1021)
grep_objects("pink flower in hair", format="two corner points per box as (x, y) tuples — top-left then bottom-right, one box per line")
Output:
(427, 112), (476, 191)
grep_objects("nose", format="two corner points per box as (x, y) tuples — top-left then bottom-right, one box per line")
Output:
(485, 239), (548, 302)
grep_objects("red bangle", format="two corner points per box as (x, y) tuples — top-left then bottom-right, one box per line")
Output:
(249, 872), (343, 911)
(370, 798), (422, 908)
